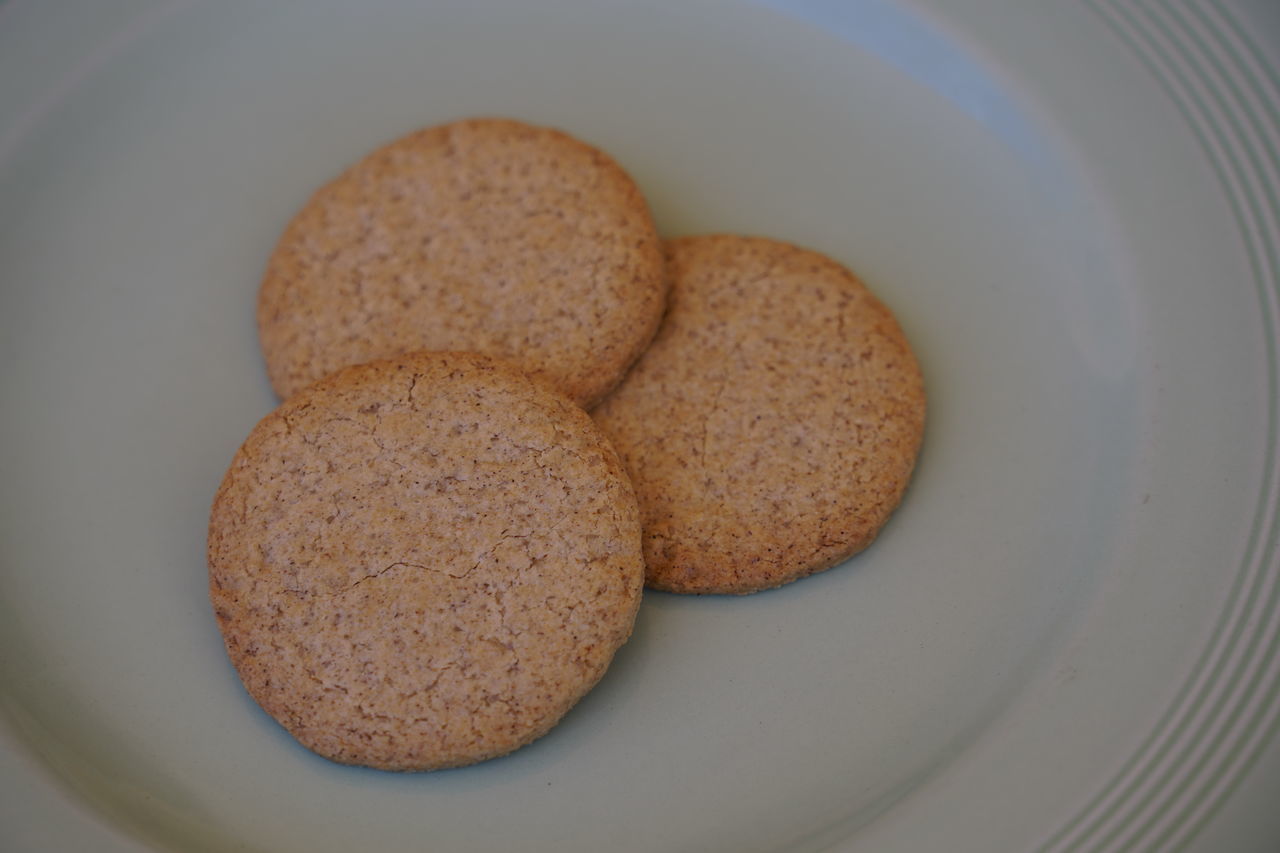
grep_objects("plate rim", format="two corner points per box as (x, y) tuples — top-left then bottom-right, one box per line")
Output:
(1037, 1), (1280, 849)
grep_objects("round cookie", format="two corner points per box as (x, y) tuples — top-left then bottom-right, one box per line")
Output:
(208, 351), (644, 770)
(257, 117), (667, 407)
(592, 235), (926, 594)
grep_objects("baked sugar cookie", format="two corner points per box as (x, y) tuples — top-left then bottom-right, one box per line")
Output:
(593, 235), (925, 594)
(208, 351), (644, 770)
(257, 118), (666, 407)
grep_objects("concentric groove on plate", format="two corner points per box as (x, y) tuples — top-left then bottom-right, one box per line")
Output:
(1042, 1), (1280, 851)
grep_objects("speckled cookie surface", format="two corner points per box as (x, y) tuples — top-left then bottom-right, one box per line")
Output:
(592, 235), (926, 594)
(208, 351), (644, 770)
(257, 117), (667, 407)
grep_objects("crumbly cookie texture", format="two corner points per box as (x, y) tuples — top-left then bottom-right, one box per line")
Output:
(208, 351), (644, 770)
(257, 117), (667, 407)
(593, 235), (926, 594)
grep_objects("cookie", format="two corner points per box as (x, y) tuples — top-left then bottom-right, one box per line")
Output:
(592, 235), (925, 594)
(257, 117), (667, 407)
(208, 351), (644, 770)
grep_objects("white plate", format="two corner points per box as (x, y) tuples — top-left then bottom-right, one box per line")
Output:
(2, 0), (1278, 850)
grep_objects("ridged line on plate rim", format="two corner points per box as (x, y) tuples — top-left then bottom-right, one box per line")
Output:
(1040, 1), (1280, 851)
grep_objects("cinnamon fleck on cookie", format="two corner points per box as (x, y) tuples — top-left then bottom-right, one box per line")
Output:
(208, 351), (644, 770)
(257, 118), (667, 407)
(593, 235), (925, 594)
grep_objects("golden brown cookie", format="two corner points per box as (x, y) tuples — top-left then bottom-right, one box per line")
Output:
(208, 351), (644, 770)
(257, 117), (667, 407)
(593, 235), (925, 594)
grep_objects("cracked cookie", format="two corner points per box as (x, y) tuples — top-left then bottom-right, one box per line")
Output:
(592, 235), (925, 594)
(208, 351), (644, 770)
(257, 117), (667, 407)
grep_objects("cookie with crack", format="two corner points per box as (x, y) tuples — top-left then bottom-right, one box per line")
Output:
(257, 117), (667, 407)
(208, 351), (644, 770)
(592, 235), (926, 594)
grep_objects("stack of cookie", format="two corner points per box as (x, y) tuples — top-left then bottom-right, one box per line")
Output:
(208, 118), (925, 771)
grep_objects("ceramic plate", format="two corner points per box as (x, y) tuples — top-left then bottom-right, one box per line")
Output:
(2, 0), (1278, 850)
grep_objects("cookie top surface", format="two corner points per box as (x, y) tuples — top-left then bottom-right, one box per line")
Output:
(592, 235), (926, 594)
(257, 117), (667, 406)
(208, 351), (644, 770)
